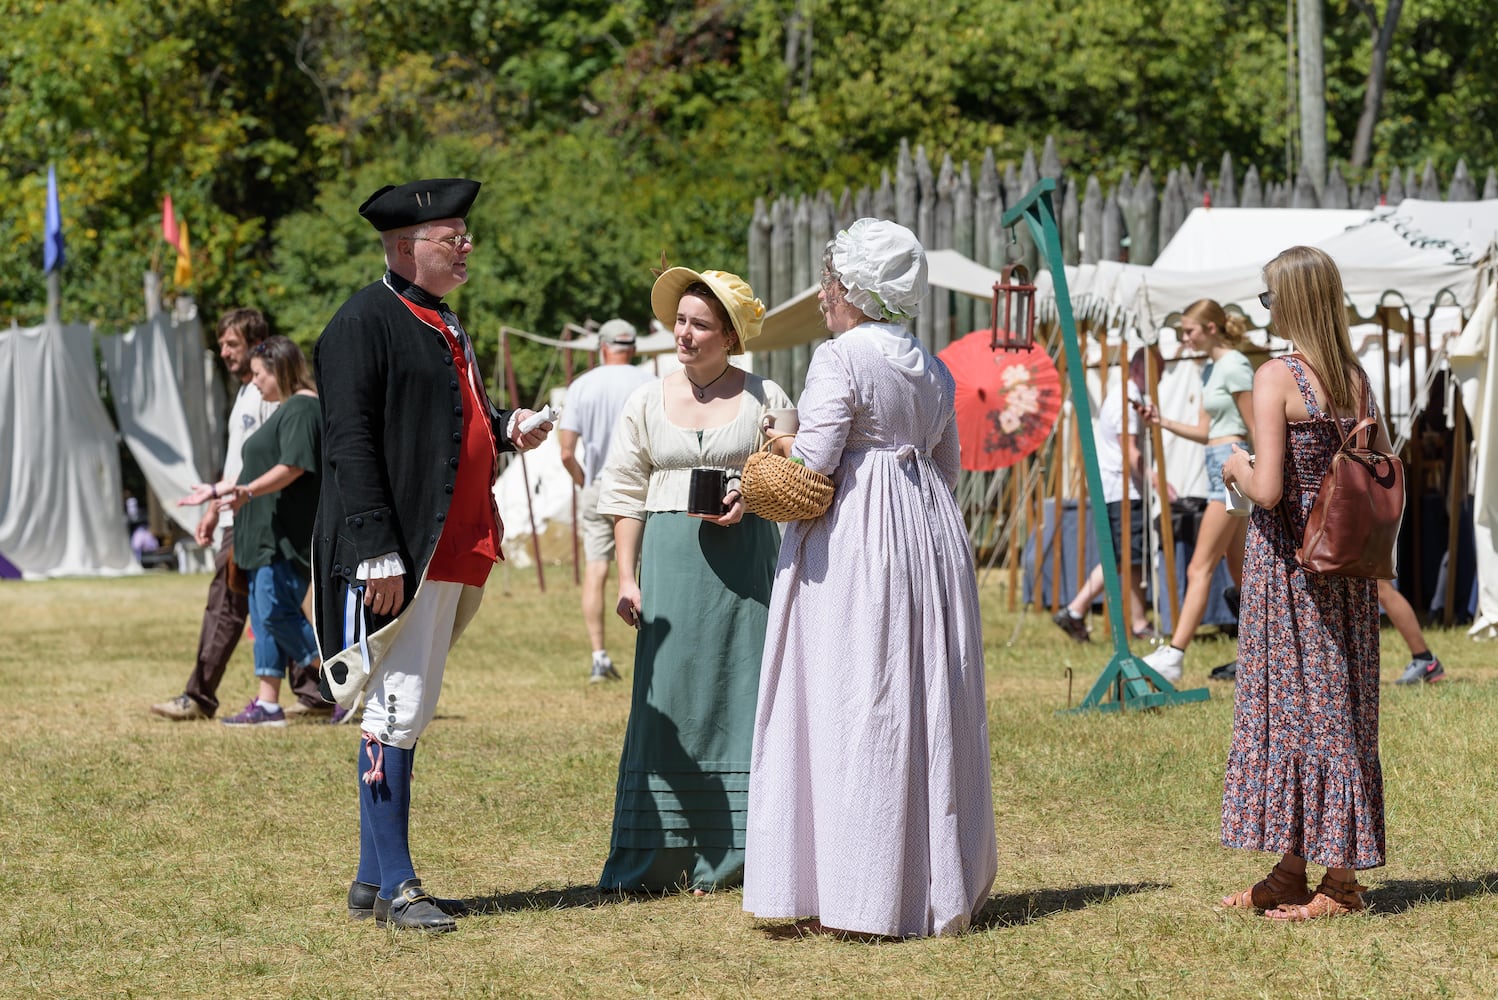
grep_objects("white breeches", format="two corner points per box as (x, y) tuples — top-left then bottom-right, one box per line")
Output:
(356, 579), (465, 749)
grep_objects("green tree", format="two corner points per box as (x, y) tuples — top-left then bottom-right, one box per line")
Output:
(0, 0), (322, 326)
(3, 0), (1492, 406)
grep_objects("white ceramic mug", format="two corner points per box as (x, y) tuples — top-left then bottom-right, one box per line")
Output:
(764, 407), (800, 435)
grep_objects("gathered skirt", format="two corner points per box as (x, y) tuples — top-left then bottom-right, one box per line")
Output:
(599, 511), (778, 891)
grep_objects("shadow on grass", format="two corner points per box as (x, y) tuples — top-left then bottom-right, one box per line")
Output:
(461, 883), (750, 914)
(460, 884), (624, 913)
(750, 882), (1171, 942)
(975, 881), (1171, 929)
(1370, 872), (1498, 915)
(757, 919), (901, 944)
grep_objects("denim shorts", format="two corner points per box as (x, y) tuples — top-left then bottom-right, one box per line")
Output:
(1105, 501), (1147, 565)
(1204, 442), (1239, 503)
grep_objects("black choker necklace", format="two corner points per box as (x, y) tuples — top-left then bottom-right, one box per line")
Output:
(685, 364), (732, 400)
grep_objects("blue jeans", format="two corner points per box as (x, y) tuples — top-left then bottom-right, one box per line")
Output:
(248, 559), (320, 679)
(1204, 442), (1238, 504)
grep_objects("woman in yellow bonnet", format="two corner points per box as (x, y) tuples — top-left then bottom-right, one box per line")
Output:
(595, 267), (791, 893)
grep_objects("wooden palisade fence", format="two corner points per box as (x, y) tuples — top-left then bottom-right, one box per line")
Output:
(748, 136), (1495, 621)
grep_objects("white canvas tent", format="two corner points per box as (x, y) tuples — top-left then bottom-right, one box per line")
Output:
(100, 309), (220, 537)
(1047, 200), (1498, 333)
(0, 321), (139, 578)
(490, 321), (684, 567)
(490, 429), (578, 567)
(1152, 208), (1374, 271)
(1449, 280), (1498, 636)
(754, 249), (1006, 353)
(1049, 202), (1497, 487)
(1, 302), (224, 579)
(506, 323), (678, 357)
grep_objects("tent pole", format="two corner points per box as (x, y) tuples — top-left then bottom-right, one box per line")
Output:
(1070, 387), (1087, 616)
(1404, 306), (1423, 613)
(1379, 308), (1393, 438)
(561, 325), (581, 587)
(1115, 346), (1136, 634)
(1047, 341), (1067, 613)
(1031, 457), (1047, 614)
(46, 272), (60, 327)
(1145, 350), (1180, 629)
(143, 271), (161, 320)
(1069, 323), (1089, 620)
(1005, 470), (1019, 612)
(1045, 443), (1063, 614)
(502, 332), (545, 592)
(1444, 391), (1467, 626)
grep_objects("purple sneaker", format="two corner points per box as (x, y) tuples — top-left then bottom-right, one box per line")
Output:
(221, 700), (288, 728)
(1052, 610), (1090, 642)
(328, 703), (358, 726)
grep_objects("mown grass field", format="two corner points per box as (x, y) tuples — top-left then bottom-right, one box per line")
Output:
(2, 568), (1495, 999)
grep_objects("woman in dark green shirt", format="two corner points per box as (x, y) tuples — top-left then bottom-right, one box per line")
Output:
(216, 335), (322, 727)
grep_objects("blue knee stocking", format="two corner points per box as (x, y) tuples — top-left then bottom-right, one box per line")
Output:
(356, 736), (418, 896)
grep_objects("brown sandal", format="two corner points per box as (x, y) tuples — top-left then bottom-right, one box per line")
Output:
(1265, 873), (1368, 921)
(1220, 862), (1314, 911)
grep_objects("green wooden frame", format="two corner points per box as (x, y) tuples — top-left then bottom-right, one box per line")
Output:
(1003, 178), (1210, 712)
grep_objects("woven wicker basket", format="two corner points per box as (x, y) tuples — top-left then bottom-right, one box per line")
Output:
(740, 434), (834, 522)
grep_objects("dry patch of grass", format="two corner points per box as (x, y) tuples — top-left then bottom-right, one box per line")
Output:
(2, 572), (1497, 998)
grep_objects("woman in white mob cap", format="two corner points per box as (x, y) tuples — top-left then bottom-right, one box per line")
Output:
(743, 219), (996, 938)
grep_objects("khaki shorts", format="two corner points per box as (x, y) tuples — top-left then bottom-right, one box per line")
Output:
(579, 480), (615, 562)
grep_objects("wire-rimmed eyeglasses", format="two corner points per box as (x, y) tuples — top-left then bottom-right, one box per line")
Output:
(410, 233), (474, 252)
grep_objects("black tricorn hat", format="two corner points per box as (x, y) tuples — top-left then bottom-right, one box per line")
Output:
(358, 178), (481, 231)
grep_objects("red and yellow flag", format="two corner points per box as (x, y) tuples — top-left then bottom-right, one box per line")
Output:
(161, 194), (193, 286)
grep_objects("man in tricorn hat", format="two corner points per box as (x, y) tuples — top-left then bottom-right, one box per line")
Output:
(312, 177), (552, 932)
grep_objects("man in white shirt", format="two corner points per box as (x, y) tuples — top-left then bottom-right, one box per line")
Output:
(1053, 346), (1164, 642)
(150, 308), (323, 719)
(558, 319), (656, 682)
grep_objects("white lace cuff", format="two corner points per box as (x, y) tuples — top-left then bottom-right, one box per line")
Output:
(356, 553), (406, 580)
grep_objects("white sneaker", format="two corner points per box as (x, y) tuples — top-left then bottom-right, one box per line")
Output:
(1142, 646), (1185, 684)
(589, 654), (622, 684)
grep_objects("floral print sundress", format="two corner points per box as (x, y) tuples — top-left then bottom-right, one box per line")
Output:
(1220, 355), (1385, 870)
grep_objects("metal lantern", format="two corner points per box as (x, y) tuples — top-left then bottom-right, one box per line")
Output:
(990, 262), (1037, 352)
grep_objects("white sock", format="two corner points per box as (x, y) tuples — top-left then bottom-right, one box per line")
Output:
(592, 650), (610, 663)
(256, 698), (280, 711)
(1152, 646), (1184, 664)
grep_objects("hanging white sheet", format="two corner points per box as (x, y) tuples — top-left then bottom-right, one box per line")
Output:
(0, 322), (138, 578)
(100, 314), (214, 537)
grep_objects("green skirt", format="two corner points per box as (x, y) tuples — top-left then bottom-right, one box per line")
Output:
(599, 511), (778, 892)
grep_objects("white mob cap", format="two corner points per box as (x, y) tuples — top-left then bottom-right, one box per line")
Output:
(831, 218), (928, 323)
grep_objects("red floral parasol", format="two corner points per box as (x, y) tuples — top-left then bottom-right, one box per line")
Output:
(937, 331), (1062, 471)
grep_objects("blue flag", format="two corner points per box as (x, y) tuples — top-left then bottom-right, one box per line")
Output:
(44, 165), (65, 274)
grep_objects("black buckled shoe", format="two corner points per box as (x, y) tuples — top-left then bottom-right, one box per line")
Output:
(348, 880), (381, 920)
(349, 879), (469, 922)
(373, 878), (458, 932)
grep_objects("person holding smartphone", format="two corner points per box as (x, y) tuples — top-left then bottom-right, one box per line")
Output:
(1054, 345), (1168, 642)
(1137, 299), (1256, 683)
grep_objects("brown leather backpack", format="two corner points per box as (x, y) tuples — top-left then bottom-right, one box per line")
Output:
(1280, 355), (1405, 579)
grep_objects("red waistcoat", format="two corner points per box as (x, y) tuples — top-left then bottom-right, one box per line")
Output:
(394, 297), (503, 587)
